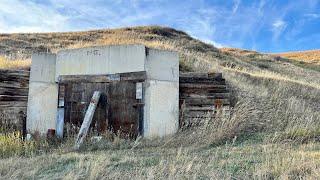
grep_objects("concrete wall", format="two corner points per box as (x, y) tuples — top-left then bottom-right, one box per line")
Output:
(143, 48), (179, 138)
(27, 53), (58, 135)
(55, 45), (146, 81)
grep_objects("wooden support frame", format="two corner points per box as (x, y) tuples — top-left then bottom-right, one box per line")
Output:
(58, 71), (147, 84)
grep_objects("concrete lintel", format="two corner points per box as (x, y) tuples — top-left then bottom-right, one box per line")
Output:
(55, 44), (146, 81)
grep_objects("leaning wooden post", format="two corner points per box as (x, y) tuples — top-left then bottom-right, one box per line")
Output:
(74, 91), (101, 150)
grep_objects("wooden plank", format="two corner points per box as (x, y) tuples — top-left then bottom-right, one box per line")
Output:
(0, 81), (29, 88)
(179, 78), (225, 84)
(59, 74), (119, 84)
(0, 69), (30, 77)
(183, 98), (230, 105)
(0, 95), (28, 101)
(74, 91), (101, 150)
(180, 92), (230, 99)
(120, 71), (147, 82)
(0, 87), (29, 96)
(0, 101), (27, 107)
(180, 88), (229, 95)
(179, 72), (222, 79)
(179, 83), (227, 89)
(186, 106), (216, 111)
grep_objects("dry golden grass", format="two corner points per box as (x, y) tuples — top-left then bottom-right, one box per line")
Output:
(0, 56), (30, 70)
(220, 47), (259, 56)
(276, 49), (320, 65)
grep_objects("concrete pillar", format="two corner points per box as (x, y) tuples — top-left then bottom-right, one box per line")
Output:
(143, 48), (179, 138)
(27, 53), (58, 135)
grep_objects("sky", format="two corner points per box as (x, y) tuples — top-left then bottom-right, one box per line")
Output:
(0, 0), (319, 53)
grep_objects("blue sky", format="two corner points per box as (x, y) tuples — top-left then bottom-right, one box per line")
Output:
(0, 0), (319, 52)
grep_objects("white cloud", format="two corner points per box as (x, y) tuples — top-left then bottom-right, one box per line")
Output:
(203, 39), (224, 48)
(0, 0), (69, 33)
(304, 13), (320, 18)
(272, 20), (286, 28)
(232, 0), (241, 14)
(272, 19), (287, 41)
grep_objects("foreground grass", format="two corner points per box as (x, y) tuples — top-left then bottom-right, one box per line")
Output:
(1, 138), (320, 179)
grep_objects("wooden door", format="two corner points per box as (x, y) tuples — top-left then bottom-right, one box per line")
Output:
(61, 81), (141, 138)
(63, 82), (108, 135)
(109, 81), (140, 138)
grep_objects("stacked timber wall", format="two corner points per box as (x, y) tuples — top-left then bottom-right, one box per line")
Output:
(0, 69), (29, 132)
(179, 72), (230, 127)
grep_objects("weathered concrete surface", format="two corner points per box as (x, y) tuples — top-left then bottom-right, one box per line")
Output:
(30, 53), (56, 83)
(26, 82), (58, 134)
(146, 48), (179, 82)
(143, 80), (179, 138)
(27, 53), (58, 135)
(55, 45), (146, 81)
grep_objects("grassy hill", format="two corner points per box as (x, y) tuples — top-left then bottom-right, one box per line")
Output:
(275, 49), (320, 65)
(1, 26), (320, 179)
(272, 50), (320, 72)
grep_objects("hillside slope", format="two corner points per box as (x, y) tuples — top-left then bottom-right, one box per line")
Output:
(1, 26), (320, 178)
(275, 49), (320, 65)
(1, 25), (320, 141)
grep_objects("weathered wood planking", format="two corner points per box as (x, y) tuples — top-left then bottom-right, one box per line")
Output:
(0, 69), (29, 133)
(109, 81), (140, 138)
(179, 72), (230, 127)
(62, 72), (144, 138)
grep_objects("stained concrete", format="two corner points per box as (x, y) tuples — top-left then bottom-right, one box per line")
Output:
(30, 53), (56, 83)
(27, 53), (58, 134)
(26, 82), (58, 134)
(143, 80), (179, 138)
(55, 45), (146, 81)
(143, 48), (179, 137)
(146, 48), (179, 82)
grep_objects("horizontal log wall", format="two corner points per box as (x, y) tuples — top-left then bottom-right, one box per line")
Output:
(0, 69), (29, 132)
(179, 72), (230, 127)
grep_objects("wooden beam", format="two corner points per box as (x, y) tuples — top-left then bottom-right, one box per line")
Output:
(179, 83), (227, 89)
(74, 91), (101, 150)
(179, 72), (222, 79)
(120, 71), (147, 81)
(59, 71), (146, 84)
(0, 95), (28, 101)
(0, 87), (29, 96)
(0, 101), (27, 107)
(183, 98), (230, 105)
(0, 69), (30, 77)
(179, 92), (230, 99)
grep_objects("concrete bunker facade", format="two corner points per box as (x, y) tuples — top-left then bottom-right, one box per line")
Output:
(26, 44), (179, 138)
